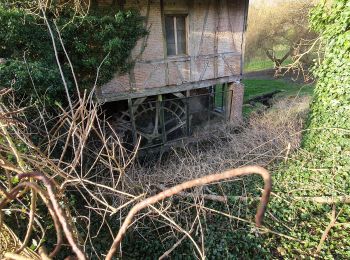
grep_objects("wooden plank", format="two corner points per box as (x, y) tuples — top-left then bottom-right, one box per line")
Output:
(136, 51), (241, 65)
(97, 75), (241, 103)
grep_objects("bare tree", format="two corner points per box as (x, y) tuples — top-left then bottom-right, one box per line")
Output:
(246, 0), (318, 74)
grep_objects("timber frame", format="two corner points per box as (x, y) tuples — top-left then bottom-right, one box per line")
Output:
(97, 75), (240, 102)
(97, 0), (249, 148)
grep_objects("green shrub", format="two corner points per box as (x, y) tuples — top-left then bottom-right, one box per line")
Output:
(0, 2), (148, 105)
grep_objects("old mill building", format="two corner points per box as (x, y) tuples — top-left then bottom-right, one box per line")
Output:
(97, 0), (249, 149)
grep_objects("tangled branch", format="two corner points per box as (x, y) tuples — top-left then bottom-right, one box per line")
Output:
(1, 166), (271, 260)
(105, 165), (271, 259)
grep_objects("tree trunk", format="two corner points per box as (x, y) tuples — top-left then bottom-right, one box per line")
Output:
(265, 48), (293, 75)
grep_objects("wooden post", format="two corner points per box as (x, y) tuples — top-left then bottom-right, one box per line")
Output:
(128, 98), (137, 145)
(207, 87), (212, 126)
(158, 95), (167, 145)
(227, 81), (244, 125)
(226, 83), (233, 121)
(186, 90), (191, 136)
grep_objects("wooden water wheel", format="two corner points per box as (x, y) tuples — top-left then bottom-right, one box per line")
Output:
(115, 95), (188, 147)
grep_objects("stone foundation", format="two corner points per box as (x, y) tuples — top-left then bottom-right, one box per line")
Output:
(227, 82), (244, 125)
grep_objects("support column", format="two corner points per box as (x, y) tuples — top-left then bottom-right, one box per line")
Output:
(227, 81), (244, 125)
(158, 95), (167, 145)
(186, 90), (191, 136)
(127, 98), (137, 145)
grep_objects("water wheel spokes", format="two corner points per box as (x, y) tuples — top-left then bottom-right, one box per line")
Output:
(115, 95), (188, 147)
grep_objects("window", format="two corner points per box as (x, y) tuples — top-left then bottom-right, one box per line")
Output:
(165, 15), (187, 56)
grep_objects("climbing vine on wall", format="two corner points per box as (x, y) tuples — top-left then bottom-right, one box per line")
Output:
(0, 1), (148, 105)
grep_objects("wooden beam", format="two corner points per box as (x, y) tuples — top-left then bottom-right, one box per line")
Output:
(127, 98), (137, 145)
(226, 82), (234, 121)
(228, 81), (244, 125)
(214, 0), (220, 79)
(97, 75), (241, 103)
(185, 90), (191, 136)
(241, 0), (250, 76)
(137, 51), (241, 65)
(158, 95), (167, 144)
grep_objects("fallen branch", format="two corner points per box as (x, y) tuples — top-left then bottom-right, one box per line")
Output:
(156, 190), (350, 205)
(105, 165), (272, 260)
(157, 184), (228, 203)
(294, 196), (350, 204)
(315, 205), (343, 255)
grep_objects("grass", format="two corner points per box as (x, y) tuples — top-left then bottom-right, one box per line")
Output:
(244, 47), (293, 72)
(243, 79), (314, 101)
(242, 78), (314, 117)
(244, 57), (293, 72)
(244, 59), (275, 72)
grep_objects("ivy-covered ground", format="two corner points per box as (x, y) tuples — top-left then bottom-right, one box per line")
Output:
(263, 0), (350, 258)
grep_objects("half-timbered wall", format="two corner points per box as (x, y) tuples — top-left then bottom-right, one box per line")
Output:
(98, 0), (248, 102)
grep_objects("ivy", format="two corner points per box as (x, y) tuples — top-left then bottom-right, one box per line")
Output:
(264, 1), (350, 258)
(0, 2), (148, 105)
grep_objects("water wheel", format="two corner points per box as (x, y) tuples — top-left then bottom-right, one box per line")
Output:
(115, 95), (187, 147)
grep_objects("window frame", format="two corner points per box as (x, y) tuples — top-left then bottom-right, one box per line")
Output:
(164, 14), (188, 57)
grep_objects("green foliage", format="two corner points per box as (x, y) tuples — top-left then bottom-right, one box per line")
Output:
(260, 0), (350, 258)
(304, 0), (350, 155)
(0, 2), (148, 105)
